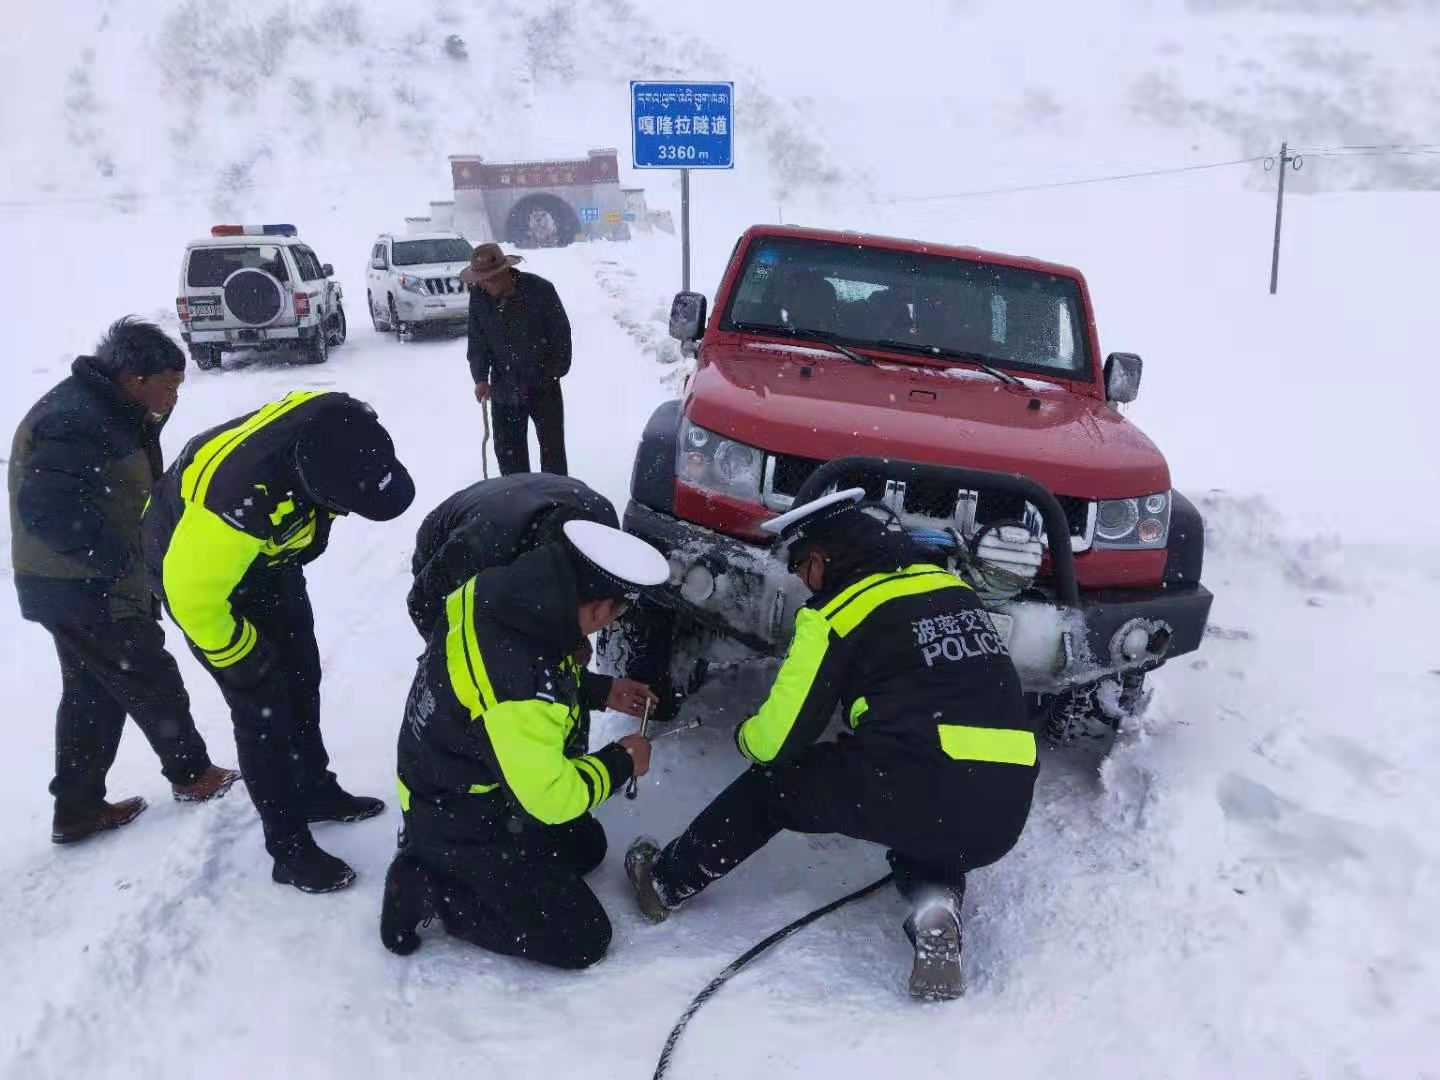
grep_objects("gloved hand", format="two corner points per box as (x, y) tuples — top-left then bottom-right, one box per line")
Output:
(968, 525), (1044, 600)
(216, 634), (279, 691)
(974, 525), (1044, 574)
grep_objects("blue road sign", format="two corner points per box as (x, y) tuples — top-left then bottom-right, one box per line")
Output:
(631, 81), (734, 169)
(580, 206), (600, 222)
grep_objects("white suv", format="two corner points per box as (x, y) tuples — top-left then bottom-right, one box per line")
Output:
(366, 232), (473, 340)
(177, 224), (347, 370)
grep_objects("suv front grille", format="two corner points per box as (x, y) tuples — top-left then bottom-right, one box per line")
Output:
(424, 277), (466, 295)
(762, 452), (1095, 550)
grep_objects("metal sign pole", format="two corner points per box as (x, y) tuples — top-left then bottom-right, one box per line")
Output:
(681, 167), (691, 293)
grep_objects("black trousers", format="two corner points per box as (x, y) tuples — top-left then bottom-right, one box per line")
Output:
(45, 617), (212, 820)
(491, 381), (567, 476)
(654, 740), (1020, 914)
(193, 566), (335, 852)
(403, 797), (611, 970)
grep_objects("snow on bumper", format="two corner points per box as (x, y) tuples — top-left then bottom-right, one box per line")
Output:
(624, 501), (1212, 694)
(185, 324), (316, 345)
(394, 293), (469, 322)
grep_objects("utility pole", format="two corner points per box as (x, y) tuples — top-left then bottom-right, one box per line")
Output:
(1268, 141), (1302, 295)
(681, 168), (691, 293)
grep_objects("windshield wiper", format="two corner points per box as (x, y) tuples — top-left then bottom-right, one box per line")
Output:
(871, 339), (1023, 387)
(731, 321), (875, 366)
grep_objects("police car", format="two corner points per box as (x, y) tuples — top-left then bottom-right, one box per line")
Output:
(177, 224), (347, 370)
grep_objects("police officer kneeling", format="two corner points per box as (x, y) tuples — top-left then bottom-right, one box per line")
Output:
(625, 490), (1038, 999)
(382, 520), (668, 969)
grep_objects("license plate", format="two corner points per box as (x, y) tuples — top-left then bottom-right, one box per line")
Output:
(988, 612), (1014, 646)
(189, 299), (221, 319)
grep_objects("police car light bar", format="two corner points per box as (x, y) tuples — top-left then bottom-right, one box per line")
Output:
(209, 224), (298, 237)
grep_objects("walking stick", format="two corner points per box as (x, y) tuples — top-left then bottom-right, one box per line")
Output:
(481, 397), (491, 479)
(625, 697), (654, 800)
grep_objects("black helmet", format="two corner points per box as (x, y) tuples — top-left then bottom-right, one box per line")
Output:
(294, 397), (415, 521)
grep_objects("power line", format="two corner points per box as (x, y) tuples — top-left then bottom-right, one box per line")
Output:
(883, 155), (1268, 205)
(1289, 143), (1440, 154)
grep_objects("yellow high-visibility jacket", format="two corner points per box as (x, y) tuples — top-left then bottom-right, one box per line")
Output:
(142, 391), (348, 669)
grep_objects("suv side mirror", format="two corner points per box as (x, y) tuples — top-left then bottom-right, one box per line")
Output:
(370, 257), (386, 270)
(321, 263), (334, 278)
(1104, 352), (1143, 403)
(669, 291), (708, 345)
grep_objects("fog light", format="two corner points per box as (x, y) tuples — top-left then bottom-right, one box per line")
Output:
(666, 557), (686, 587)
(680, 564), (715, 604)
(1120, 625), (1151, 662)
(1110, 618), (1174, 666)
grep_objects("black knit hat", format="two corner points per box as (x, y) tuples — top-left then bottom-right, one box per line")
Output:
(294, 398), (415, 521)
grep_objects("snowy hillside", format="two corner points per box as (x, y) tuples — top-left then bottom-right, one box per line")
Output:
(2, 1), (1439, 1078)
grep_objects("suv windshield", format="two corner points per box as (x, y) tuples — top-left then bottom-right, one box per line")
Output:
(187, 245), (290, 287)
(722, 236), (1092, 378)
(392, 238), (472, 266)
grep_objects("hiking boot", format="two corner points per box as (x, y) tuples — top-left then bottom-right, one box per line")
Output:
(270, 835), (356, 894)
(907, 898), (965, 1001)
(380, 853), (437, 956)
(305, 782), (385, 824)
(625, 836), (672, 924)
(173, 765), (242, 803)
(51, 796), (148, 845)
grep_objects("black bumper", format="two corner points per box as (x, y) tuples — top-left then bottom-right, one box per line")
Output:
(624, 500), (1213, 689)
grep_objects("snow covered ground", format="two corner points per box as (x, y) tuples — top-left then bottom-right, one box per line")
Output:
(3, 2), (1439, 1077)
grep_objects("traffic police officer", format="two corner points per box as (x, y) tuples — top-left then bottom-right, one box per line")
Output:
(143, 390), (415, 893)
(381, 520), (668, 969)
(625, 489), (1039, 999)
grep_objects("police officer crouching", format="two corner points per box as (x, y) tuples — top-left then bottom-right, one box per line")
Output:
(143, 391), (415, 893)
(382, 520), (669, 969)
(625, 489), (1039, 1000)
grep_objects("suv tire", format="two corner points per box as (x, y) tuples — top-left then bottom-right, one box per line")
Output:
(302, 328), (329, 365)
(190, 345), (222, 371)
(369, 291), (392, 332)
(390, 296), (411, 342)
(326, 302), (348, 348)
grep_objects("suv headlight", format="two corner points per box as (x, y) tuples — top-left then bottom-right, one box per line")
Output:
(1094, 492), (1170, 549)
(398, 274), (429, 295)
(676, 419), (763, 501)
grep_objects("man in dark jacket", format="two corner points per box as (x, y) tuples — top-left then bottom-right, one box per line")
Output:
(8, 319), (238, 844)
(461, 243), (571, 476)
(626, 490), (1039, 1000)
(380, 520), (669, 969)
(143, 390), (415, 893)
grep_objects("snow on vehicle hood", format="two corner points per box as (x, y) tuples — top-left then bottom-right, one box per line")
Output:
(687, 345), (1171, 499)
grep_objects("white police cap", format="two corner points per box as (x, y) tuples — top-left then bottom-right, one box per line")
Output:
(760, 487), (868, 541)
(562, 519), (669, 598)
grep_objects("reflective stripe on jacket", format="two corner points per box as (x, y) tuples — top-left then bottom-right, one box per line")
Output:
(143, 390), (345, 667)
(396, 545), (634, 827)
(735, 563), (1035, 769)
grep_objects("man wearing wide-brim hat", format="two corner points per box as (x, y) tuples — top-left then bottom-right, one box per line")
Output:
(462, 242), (572, 476)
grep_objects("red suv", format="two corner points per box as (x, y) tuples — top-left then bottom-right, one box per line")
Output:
(610, 225), (1212, 748)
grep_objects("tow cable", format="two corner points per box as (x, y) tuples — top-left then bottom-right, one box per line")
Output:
(651, 873), (894, 1080)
